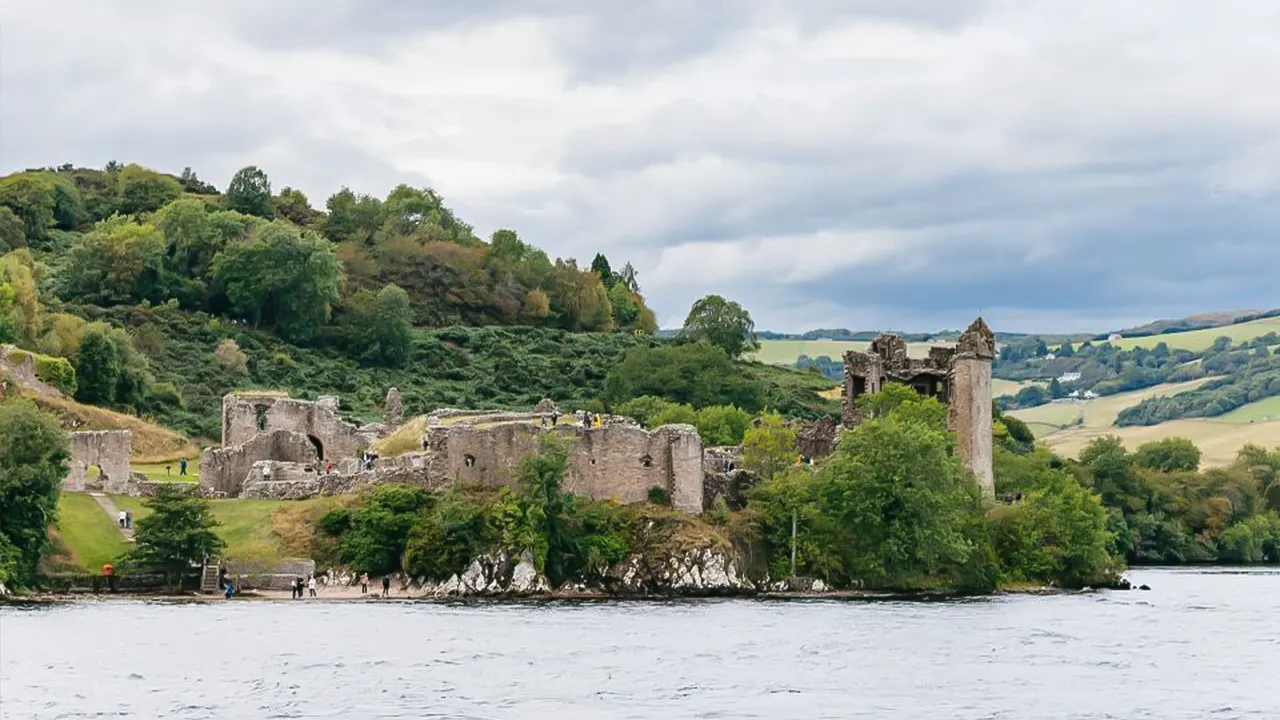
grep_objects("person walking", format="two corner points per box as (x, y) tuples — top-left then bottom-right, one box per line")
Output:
(360, 573), (369, 595)
(382, 575), (391, 598)
(179, 457), (188, 476)
(118, 510), (126, 528)
(124, 510), (132, 529)
(307, 575), (317, 598)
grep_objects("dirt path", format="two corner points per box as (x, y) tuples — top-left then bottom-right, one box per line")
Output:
(89, 492), (135, 542)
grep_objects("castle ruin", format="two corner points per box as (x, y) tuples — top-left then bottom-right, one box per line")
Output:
(842, 317), (995, 498)
(62, 430), (133, 493)
(202, 395), (705, 513)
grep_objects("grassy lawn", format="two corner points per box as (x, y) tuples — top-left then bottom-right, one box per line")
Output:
(1217, 396), (1280, 424)
(110, 496), (323, 562)
(1108, 317), (1280, 352)
(992, 378), (1043, 398)
(131, 457), (201, 482)
(751, 339), (941, 366)
(55, 493), (130, 571)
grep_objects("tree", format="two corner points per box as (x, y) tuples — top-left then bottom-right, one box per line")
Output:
(213, 338), (249, 376)
(178, 166), (217, 194)
(513, 434), (575, 585)
(617, 262), (640, 293)
(62, 217), (167, 305)
(117, 165), (182, 215)
(0, 283), (19, 344)
(74, 327), (123, 405)
(520, 288), (551, 323)
(604, 344), (763, 411)
(0, 252), (41, 344)
(130, 485), (226, 587)
(742, 411), (797, 480)
(814, 413), (996, 590)
(681, 295), (759, 358)
(989, 472), (1113, 587)
(0, 400), (68, 587)
(213, 222), (343, 342)
(323, 187), (383, 244)
(1078, 436), (1144, 511)
(0, 174), (56, 242)
(272, 187), (316, 226)
(342, 283), (414, 367)
(1133, 437), (1202, 473)
(0, 206), (26, 250)
(694, 405), (753, 446)
(549, 260), (614, 331)
(590, 253), (614, 287)
(224, 166), (274, 219)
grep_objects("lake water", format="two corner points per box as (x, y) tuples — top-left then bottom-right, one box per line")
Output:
(2, 567), (1277, 719)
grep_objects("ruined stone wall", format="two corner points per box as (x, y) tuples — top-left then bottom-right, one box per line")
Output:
(424, 422), (704, 513)
(200, 430), (319, 497)
(63, 430), (132, 493)
(222, 393), (363, 460)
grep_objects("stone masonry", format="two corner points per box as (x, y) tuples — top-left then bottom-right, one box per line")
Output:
(842, 317), (995, 498)
(63, 430), (133, 493)
(222, 392), (364, 461)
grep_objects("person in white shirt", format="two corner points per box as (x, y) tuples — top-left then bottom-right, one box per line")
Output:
(307, 575), (317, 598)
(117, 510), (126, 528)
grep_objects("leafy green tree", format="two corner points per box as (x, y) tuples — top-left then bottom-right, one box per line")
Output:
(604, 343), (763, 411)
(130, 485), (226, 587)
(650, 402), (698, 427)
(0, 206), (24, 250)
(403, 488), (489, 581)
(513, 434), (576, 585)
(549, 259), (614, 331)
(0, 283), (19, 344)
(1078, 436), (1145, 511)
(490, 229), (525, 263)
(0, 174), (56, 242)
(213, 222), (342, 342)
(62, 217), (167, 305)
(323, 187), (384, 244)
(616, 262), (640, 293)
(154, 199), (259, 283)
(1133, 437), (1202, 473)
(856, 383), (948, 430)
(695, 405), (752, 446)
(331, 484), (429, 574)
(0, 400), (68, 587)
(743, 411), (797, 480)
(814, 413), (996, 590)
(72, 323), (153, 410)
(680, 294), (760, 358)
(342, 283), (414, 367)
(224, 166), (274, 219)
(178, 166), (217, 194)
(0, 252), (41, 344)
(989, 472), (1114, 587)
(74, 327), (123, 404)
(272, 187), (316, 226)
(117, 165), (182, 215)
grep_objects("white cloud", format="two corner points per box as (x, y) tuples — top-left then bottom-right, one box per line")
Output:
(2, 0), (1279, 332)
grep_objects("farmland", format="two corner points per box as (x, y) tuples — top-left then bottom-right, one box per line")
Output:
(752, 338), (942, 366)
(1042, 419), (1280, 469)
(1107, 316), (1280, 351)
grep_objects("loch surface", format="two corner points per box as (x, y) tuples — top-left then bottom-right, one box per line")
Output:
(2, 567), (1277, 719)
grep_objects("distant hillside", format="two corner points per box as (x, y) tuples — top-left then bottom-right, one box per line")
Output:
(1103, 309), (1275, 341)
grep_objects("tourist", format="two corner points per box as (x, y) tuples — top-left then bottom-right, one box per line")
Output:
(125, 510), (132, 529)
(294, 576), (304, 599)
(551, 411), (559, 426)
(325, 460), (333, 474)
(360, 572), (369, 594)
(179, 457), (188, 476)
(224, 579), (233, 599)
(263, 464), (273, 481)
(382, 575), (391, 597)
(307, 575), (317, 598)
(118, 510), (126, 528)
(540, 412), (547, 427)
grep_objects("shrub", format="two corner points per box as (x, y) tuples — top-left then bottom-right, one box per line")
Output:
(32, 353), (76, 395)
(213, 338), (249, 376)
(403, 488), (489, 581)
(647, 487), (670, 506)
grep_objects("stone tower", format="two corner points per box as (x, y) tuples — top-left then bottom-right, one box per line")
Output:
(947, 318), (995, 500)
(841, 316), (996, 500)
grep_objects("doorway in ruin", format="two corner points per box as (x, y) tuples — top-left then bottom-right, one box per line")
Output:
(308, 435), (324, 462)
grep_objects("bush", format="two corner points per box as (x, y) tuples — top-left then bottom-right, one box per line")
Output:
(990, 475), (1114, 588)
(213, 338), (249, 376)
(32, 353), (76, 395)
(1217, 514), (1280, 563)
(647, 487), (670, 506)
(403, 488), (489, 581)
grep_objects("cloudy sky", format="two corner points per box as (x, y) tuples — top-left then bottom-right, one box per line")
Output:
(3, 1), (1278, 333)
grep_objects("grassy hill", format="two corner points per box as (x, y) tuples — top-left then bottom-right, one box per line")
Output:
(1108, 316), (1280, 351)
(28, 393), (200, 462)
(1011, 380), (1279, 467)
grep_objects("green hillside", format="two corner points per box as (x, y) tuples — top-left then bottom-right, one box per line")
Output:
(1108, 316), (1280, 351)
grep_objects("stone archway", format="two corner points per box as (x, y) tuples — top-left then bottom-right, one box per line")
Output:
(307, 435), (325, 462)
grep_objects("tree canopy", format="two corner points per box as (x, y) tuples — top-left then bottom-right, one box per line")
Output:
(681, 294), (760, 359)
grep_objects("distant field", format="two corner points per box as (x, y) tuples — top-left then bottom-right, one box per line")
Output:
(1008, 378), (1214, 431)
(1217, 396), (1280, 424)
(992, 379), (1043, 398)
(1043, 420), (1280, 469)
(753, 339), (943, 366)
(1108, 317), (1280, 351)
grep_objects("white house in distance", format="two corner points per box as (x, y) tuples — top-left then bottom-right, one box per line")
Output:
(1059, 372), (1082, 383)
(1108, 333), (1123, 341)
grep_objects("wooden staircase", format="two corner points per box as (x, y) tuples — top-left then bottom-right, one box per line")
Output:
(200, 564), (220, 593)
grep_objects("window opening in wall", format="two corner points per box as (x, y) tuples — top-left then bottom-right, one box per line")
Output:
(308, 435), (325, 462)
(254, 405), (269, 432)
(640, 454), (652, 468)
(464, 454), (476, 468)
(851, 376), (867, 397)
